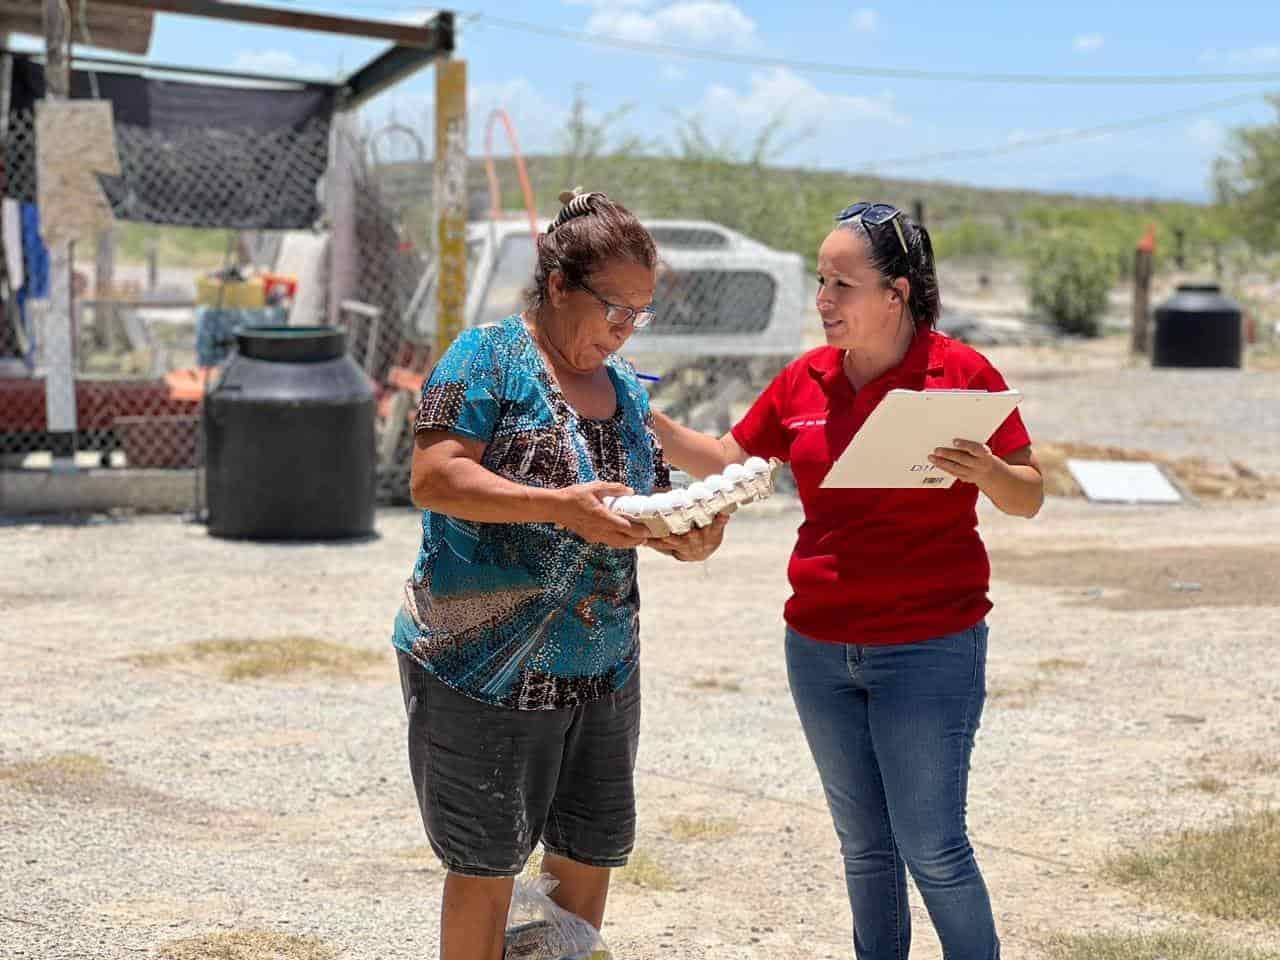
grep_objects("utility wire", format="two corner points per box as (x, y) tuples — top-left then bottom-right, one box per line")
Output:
(458, 10), (1280, 87)
(203, 2), (1280, 87)
(869, 91), (1262, 169)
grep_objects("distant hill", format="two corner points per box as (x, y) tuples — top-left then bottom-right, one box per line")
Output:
(374, 153), (1221, 269)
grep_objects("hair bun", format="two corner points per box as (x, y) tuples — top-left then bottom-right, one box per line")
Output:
(548, 188), (608, 234)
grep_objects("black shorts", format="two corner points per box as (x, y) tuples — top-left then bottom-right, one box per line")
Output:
(396, 649), (641, 878)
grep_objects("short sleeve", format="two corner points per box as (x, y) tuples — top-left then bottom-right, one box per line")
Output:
(731, 368), (791, 463)
(969, 362), (1032, 458)
(414, 327), (503, 443)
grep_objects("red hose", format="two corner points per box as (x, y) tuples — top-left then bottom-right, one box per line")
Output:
(484, 108), (539, 242)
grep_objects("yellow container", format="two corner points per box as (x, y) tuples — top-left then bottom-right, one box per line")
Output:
(196, 275), (266, 309)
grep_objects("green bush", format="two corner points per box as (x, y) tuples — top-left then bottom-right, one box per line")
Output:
(933, 219), (1008, 261)
(1025, 229), (1116, 337)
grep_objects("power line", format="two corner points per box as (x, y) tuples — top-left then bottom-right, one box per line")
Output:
(868, 91), (1262, 169)
(458, 11), (1280, 88)
(180, 2), (1280, 88)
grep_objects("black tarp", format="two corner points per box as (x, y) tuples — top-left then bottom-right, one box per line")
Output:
(4, 56), (338, 229)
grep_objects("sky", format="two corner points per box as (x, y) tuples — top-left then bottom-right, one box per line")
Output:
(16, 0), (1280, 201)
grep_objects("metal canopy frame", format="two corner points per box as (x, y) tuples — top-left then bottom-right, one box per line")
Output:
(4, 4), (454, 104)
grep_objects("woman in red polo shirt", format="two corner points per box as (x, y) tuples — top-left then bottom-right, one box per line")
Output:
(652, 201), (1042, 960)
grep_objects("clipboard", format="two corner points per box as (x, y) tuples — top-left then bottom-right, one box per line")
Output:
(821, 388), (1023, 489)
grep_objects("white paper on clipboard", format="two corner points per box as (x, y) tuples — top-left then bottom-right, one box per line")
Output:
(821, 388), (1023, 489)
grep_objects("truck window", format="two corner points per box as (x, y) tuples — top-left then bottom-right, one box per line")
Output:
(647, 226), (729, 249)
(476, 233), (537, 326)
(649, 270), (776, 334)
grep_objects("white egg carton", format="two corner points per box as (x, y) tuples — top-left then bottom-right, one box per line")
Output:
(605, 456), (781, 536)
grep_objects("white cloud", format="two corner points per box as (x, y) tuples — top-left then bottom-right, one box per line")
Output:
(1073, 33), (1104, 53)
(850, 8), (878, 33)
(698, 68), (909, 145)
(231, 50), (331, 78)
(660, 63), (687, 82)
(585, 1), (758, 50)
(1187, 117), (1225, 147)
(1199, 44), (1280, 65)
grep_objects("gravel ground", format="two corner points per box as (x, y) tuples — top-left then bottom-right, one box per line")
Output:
(3, 342), (1278, 960)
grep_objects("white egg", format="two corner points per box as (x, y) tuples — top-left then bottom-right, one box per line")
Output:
(709, 474), (735, 495)
(650, 492), (676, 513)
(613, 496), (638, 514)
(723, 463), (747, 483)
(669, 488), (693, 509)
(603, 496), (618, 509)
(744, 456), (770, 476)
(687, 482), (713, 502)
(633, 496), (658, 516)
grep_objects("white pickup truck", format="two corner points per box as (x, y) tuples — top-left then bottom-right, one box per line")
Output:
(380, 216), (808, 501)
(451, 217), (807, 427)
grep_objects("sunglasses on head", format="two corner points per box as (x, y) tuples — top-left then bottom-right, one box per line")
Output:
(836, 201), (909, 257)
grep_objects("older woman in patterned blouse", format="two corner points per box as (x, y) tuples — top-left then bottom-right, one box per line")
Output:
(391, 191), (727, 960)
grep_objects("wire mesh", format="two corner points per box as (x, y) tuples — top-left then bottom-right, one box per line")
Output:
(0, 109), (420, 497)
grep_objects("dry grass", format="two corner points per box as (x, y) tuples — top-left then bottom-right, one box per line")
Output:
(1106, 808), (1280, 924)
(1183, 776), (1231, 795)
(128, 636), (385, 681)
(157, 931), (338, 960)
(665, 815), (740, 842)
(1035, 441), (1280, 501)
(616, 850), (675, 891)
(1191, 751), (1280, 778)
(1044, 931), (1280, 960)
(989, 654), (1090, 708)
(0, 752), (110, 792)
(689, 676), (743, 693)
(988, 544), (1280, 611)
(987, 677), (1045, 708)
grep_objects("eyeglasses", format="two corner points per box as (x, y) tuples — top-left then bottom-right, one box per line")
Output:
(579, 281), (656, 330)
(836, 201), (909, 257)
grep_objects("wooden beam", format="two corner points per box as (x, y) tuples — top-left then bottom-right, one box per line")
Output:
(342, 13), (454, 109)
(102, 0), (450, 48)
(0, 1), (153, 55)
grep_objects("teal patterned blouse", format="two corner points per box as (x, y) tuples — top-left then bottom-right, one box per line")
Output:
(391, 315), (669, 710)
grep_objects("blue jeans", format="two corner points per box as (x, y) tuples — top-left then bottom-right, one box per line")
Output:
(785, 622), (998, 960)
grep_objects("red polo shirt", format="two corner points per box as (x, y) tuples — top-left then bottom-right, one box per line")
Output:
(731, 328), (1031, 646)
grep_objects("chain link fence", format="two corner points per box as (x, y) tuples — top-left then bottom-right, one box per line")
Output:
(0, 107), (431, 505)
(5, 96), (1277, 512)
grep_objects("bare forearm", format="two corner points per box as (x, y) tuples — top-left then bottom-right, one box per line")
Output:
(651, 409), (740, 479)
(413, 456), (562, 524)
(978, 462), (1044, 518)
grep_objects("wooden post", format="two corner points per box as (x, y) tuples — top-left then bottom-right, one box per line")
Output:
(43, 0), (78, 470)
(93, 227), (118, 349)
(433, 58), (467, 353)
(1131, 226), (1155, 357)
(327, 112), (359, 332)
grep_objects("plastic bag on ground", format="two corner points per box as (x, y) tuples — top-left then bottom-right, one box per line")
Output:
(504, 872), (612, 960)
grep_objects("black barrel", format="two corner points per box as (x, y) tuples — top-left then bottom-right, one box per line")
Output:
(1152, 283), (1242, 369)
(205, 326), (377, 540)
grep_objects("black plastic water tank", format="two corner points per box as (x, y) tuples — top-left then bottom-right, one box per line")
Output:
(1152, 283), (1242, 369)
(205, 326), (377, 540)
